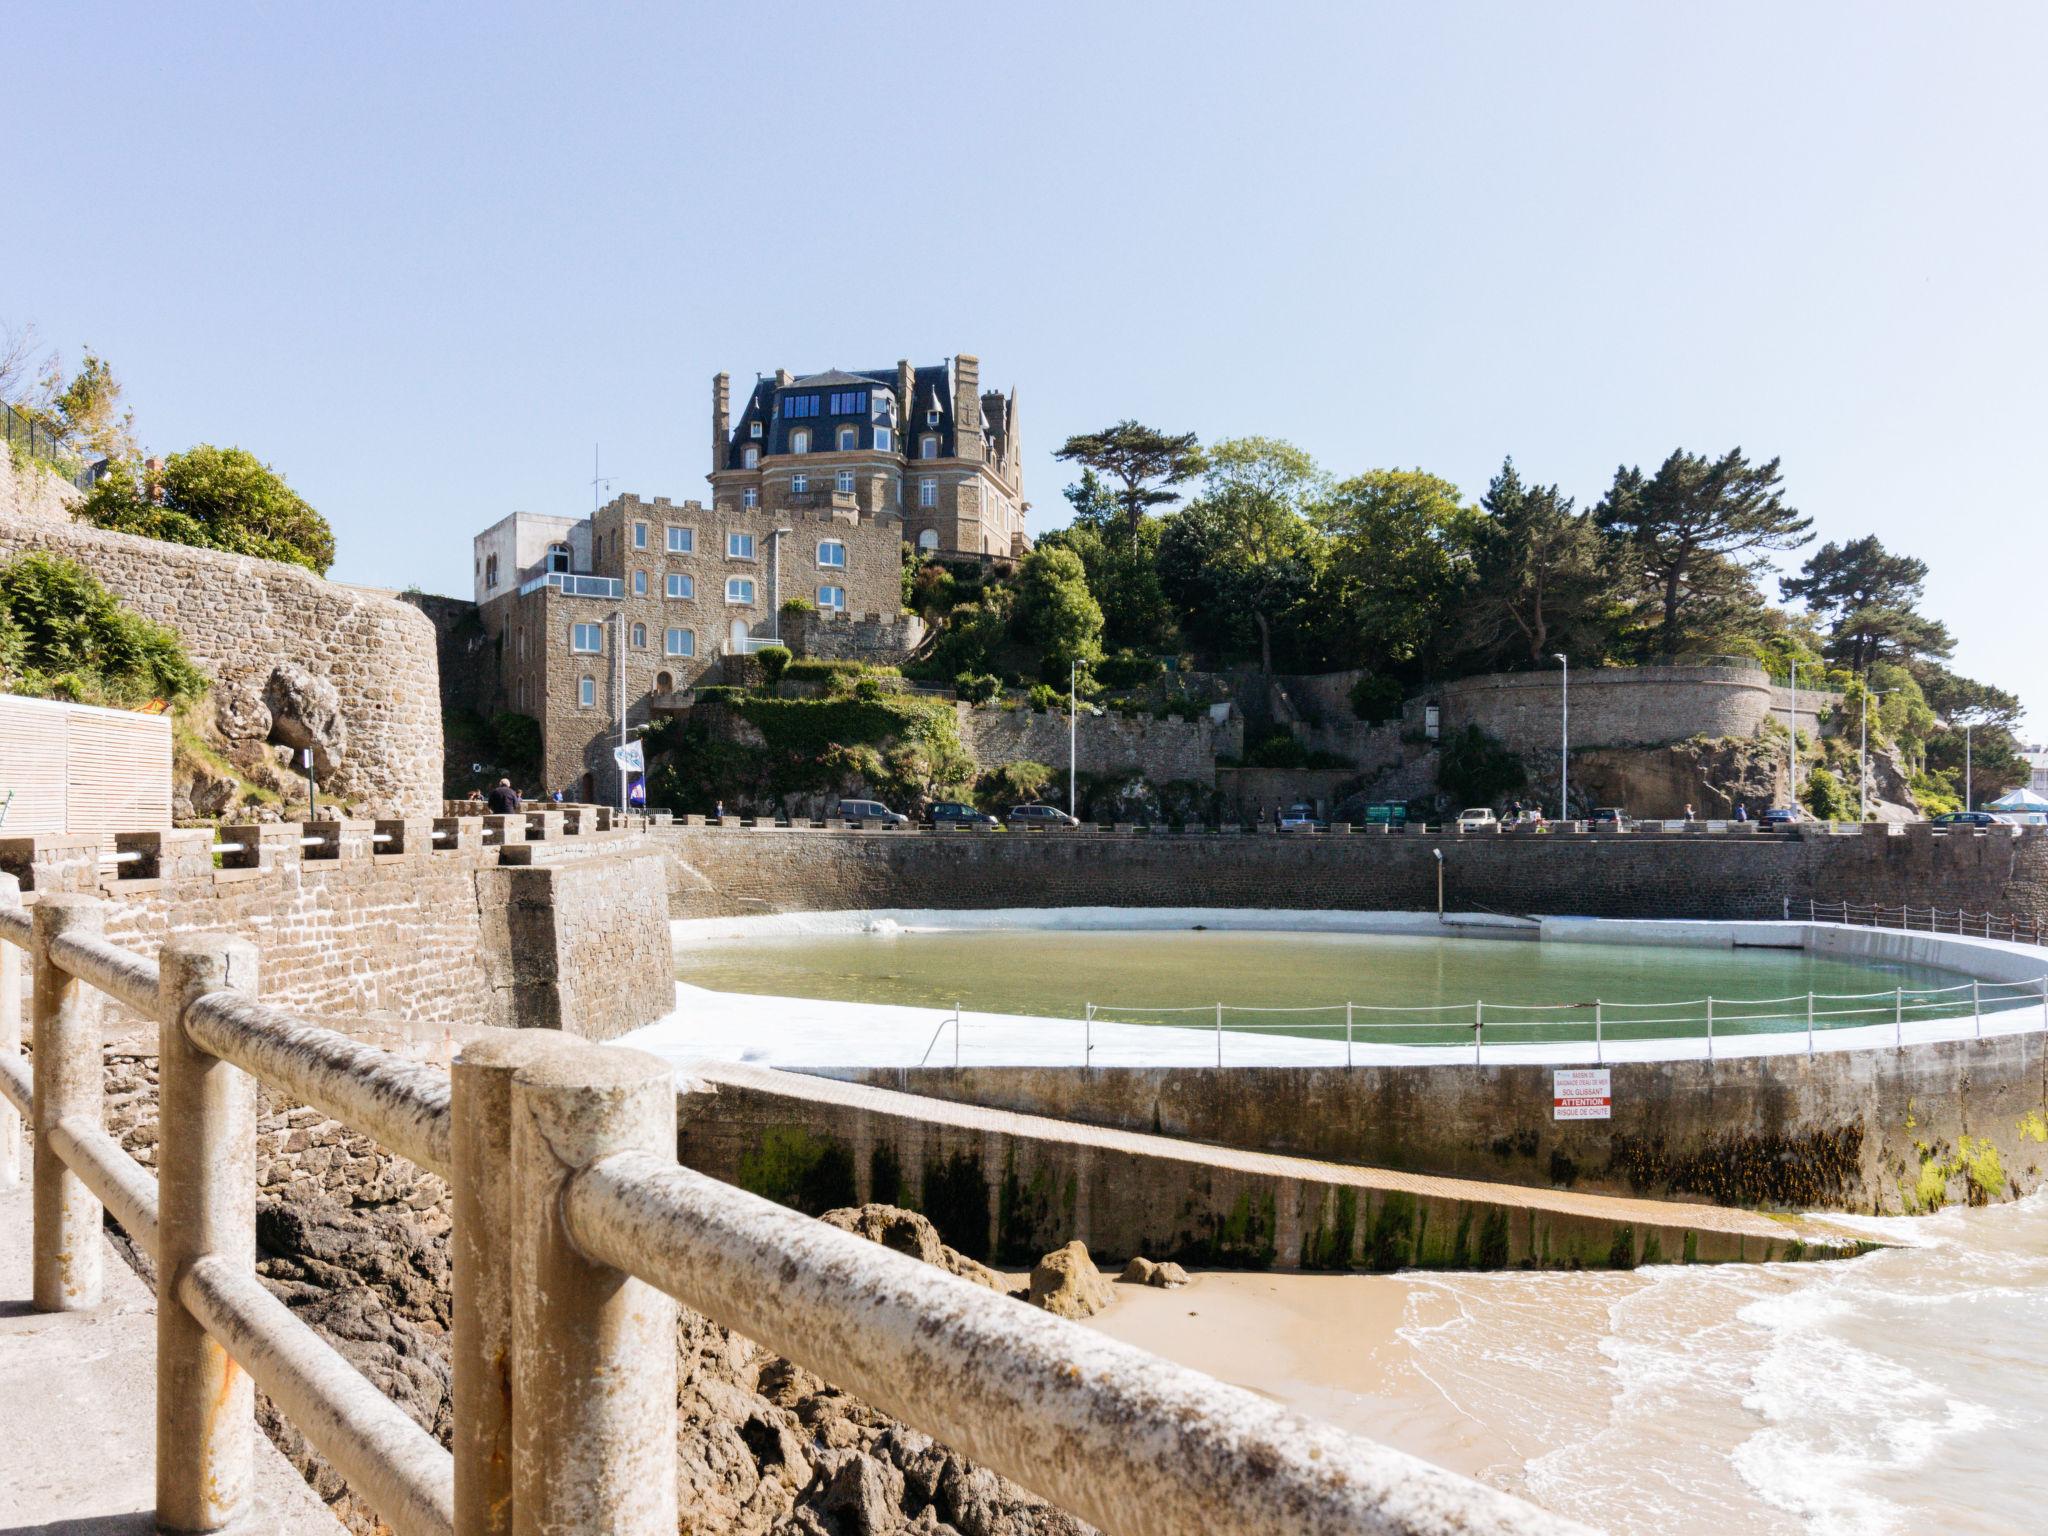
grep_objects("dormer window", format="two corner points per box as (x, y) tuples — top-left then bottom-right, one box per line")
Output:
(874, 427), (893, 453)
(920, 436), (939, 460)
(742, 446), (759, 469)
(837, 426), (857, 451)
(749, 421), (763, 439)
(926, 409), (940, 427)
(791, 429), (810, 455)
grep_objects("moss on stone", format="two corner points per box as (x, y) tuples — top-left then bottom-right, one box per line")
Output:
(737, 1125), (857, 1216)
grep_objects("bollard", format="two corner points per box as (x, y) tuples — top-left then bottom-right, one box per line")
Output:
(0, 873), (19, 1187)
(31, 895), (107, 1312)
(156, 933), (262, 1531)
(510, 1043), (679, 1536)
(451, 1030), (578, 1536)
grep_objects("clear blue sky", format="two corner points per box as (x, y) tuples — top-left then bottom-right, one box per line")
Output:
(10, 2), (2042, 729)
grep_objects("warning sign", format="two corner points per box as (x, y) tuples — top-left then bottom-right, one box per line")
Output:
(1553, 1068), (1612, 1121)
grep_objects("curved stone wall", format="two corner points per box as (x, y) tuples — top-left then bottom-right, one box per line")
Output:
(0, 513), (443, 814)
(1430, 665), (1831, 754)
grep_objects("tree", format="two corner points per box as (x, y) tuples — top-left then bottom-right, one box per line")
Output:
(0, 551), (208, 708)
(1457, 458), (1620, 670)
(1158, 437), (1326, 673)
(1780, 535), (1953, 677)
(1312, 467), (1479, 681)
(38, 347), (138, 462)
(1037, 471), (1178, 651)
(1916, 665), (2028, 806)
(1053, 421), (1203, 546)
(80, 444), (337, 573)
(1594, 448), (1812, 658)
(1011, 546), (1104, 680)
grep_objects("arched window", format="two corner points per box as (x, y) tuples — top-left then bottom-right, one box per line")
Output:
(578, 676), (596, 708)
(726, 577), (756, 604)
(791, 429), (810, 455)
(630, 622), (647, 648)
(920, 435), (939, 460)
(817, 584), (847, 611)
(742, 446), (759, 469)
(484, 553), (499, 590)
(655, 670), (674, 693)
(837, 425), (857, 451)
(547, 542), (571, 573)
(916, 529), (939, 553)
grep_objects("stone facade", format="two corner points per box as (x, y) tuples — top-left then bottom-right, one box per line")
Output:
(955, 706), (1237, 788)
(0, 512), (444, 815)
(710, 357), (1029, 560)
(474, 492), (907, 800)
(0, 448), (83, 524)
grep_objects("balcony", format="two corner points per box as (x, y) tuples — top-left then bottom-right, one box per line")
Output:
(518, 571), (624, 599)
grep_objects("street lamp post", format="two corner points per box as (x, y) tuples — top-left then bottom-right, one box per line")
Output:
(768, 528), (794, 638)
(1966, 722), (1974, 811)
(1432, 847), (1444, 920)
(1553, 653), (1569, 821)
(1068, 659), (1078, 820)
(613, 608), (627, 814)
(1788, 661), (1800, 811)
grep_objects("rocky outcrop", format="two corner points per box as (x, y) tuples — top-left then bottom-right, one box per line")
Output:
(818, 1204), (1009, 1293)
(1025, 1242), (1112, 1320)
(264, 662), (348, 776)
(1117, 1256), (1190, 1289)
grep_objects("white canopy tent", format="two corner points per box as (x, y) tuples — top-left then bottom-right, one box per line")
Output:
(1985, 786), (2048, 822)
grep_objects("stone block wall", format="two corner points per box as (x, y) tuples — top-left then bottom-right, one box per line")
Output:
(781, 607), (926, 664)
(398, 591), (498, 716)
(1422, 665), (1836, 757)
(0, 512), (444, 814)
(955, 706), (1238, 787)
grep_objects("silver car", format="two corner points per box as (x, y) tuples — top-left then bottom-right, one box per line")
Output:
(1007, 803), (1080, 828)
(835, 798), (907, 825)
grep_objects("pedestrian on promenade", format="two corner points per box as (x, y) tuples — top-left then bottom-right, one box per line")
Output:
(715, 799), (726, 820)
(486, 777), (521, 815)
(1684, 803), (1696, 823)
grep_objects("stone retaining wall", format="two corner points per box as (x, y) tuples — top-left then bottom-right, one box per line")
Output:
(1425, 665), (1836, 755)
(954, 707), (1238, 787)
(0, 512), (444, 814)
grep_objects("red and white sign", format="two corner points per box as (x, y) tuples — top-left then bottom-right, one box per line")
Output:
(1553, 1068), (1612, 1121)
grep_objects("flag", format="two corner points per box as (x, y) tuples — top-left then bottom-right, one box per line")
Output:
(612, 740), (644, 773)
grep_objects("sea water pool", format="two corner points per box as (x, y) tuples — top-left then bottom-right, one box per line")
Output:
(671, 923), (2001, 1047)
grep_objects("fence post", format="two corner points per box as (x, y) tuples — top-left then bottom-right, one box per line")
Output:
(30, 895), (106, 1312)
(1345, 1001), (1353, 1069)
(451, 1031), (576, 1536)
(1806, 992), (1815, 1058)
(1594, 1000), (1602, 1065)
(1215, 1001), (1223, 1067)
(1705, 996), (1714, 1062)
(1084, 1002), (1093, 1067)
(954, 1003), (961, 1069)
(510, 1042), (680, 1536)
(1474, 1000), (1483, 1065)
(155, 933), (262, 1532)
(0, 874), (19, 1188)
(1895, 986), (1903, 1049)
(1973, 979), (1981, 1040)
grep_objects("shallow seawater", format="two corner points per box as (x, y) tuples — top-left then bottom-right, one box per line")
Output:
(673, 928), (1982, 1043)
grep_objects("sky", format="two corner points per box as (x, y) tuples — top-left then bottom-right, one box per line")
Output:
(8, 2), (2043, 731)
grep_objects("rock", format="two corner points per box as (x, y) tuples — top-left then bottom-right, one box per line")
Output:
(214, 676), (274, 741)
(1118, 1256), (1190, 1288)
(1026, 1241), (1112, 1319)
(264, 662), (348, 774)
(820, 1204), (1009, 1292)
(819, 1451), (906, 1536)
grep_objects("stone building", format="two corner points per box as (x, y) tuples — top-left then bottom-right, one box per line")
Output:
(709, 355), (1029, 560)
(471, 490), (909, 801)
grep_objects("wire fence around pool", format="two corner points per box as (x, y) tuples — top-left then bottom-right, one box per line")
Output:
(913, 976), (2048, 1068)
(1808, 900), (2046, 947)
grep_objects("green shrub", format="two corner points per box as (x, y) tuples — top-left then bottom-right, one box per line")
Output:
(754, 645), (792, 686)
(779, 596), (815, 615)
(0, 551), (208, 707)
(954, 671), (1001, 705)
(1027, 683), (1061, 713)
(78, 445), (336, 574)
(784, 658), (864, 683)
(1802, 765), (1855, 822)
(1245, 731), (1309, 769)
(1095, 650), (1165, 690)
(1437, 725), (1525, 806)
(1348, 674), (1405, 722)
(489, 710), (541, 768)
(976, 760), (1053, 811)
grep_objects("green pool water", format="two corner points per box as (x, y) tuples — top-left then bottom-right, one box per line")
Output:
(673, 928), (1994, 1045)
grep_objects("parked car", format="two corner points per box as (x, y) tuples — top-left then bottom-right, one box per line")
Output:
(929, 801), (999, 828)
(1761, 806), (1802, 827)
(1278, 803), (1322, 830)
(834, 798), (907, 824)
(1933, 810), (1999, 828)
(1007, 803), (1080, 828)
(1456, 807), (1499, 831)
(1590, 807), (1629, 827)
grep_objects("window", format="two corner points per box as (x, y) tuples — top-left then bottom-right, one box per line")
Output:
(918, 477), (937, 508)
(655, 671), (673, 693)
(817, 539), (847, 569)
(666, 573), (694, 600)
(571, 623), (604, 654)
(632, 570), (647, 596)
(665, 628), (695, 657)
(920, 435), (939, 459)
(926, 409), (939, 426)
(578, 676), (596, 708)
(484, 553), (499, 590)
(725, 577), (756, 604)
(817, 584), (847, 611)
(837, 426), (857, 451)
(917, 529), (940, 553)
(630, 622), (647, 648)
(874, 427), (893, 453)
(666, 526), (694, 554)
(742, 488), (758, 507)
(835, 469), (854, 494)
(749, 421), (762, 438)
(742, 446), (759, 469)
(791, 473), (808, 494)
(784, 395), (819, 418)
(828, 389), (867, 415)
(632, 522), (647, 550)
(791, 429), (810, 455)
(727, 532), (755, 559)
(547, 542), (571, 573)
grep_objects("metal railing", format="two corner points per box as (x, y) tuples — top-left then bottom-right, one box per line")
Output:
(515, 570), (624, 599)
(1809, 898), (2047, 948)
(911, 974), (2048, 1069)
(0, 876), (1578, 1536)
(3, 400), (106, 490)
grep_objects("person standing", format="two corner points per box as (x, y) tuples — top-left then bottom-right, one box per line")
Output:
(486, 777), (521, 815)
(1684, 803), (1696, 823)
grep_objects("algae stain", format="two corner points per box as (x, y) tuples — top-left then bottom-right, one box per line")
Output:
(2017, 1111), (2048, 1145)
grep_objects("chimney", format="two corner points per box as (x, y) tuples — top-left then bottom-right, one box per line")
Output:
(774, 369), (791, 389)
(952, 354), (982, 464)
(711, 373), (730, 476)
(895, 359), (913, 441)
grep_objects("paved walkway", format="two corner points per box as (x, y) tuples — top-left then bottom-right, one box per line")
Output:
(0, 1153), (342, 1536)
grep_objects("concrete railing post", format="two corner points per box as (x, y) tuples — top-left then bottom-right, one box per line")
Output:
(31, 894), (107, 1312)
(510, 1042), (679, 1536)
(0, 873), (20, 1187)
(450, 1031), (577, 1536)
(156, 932), (262, 1532)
